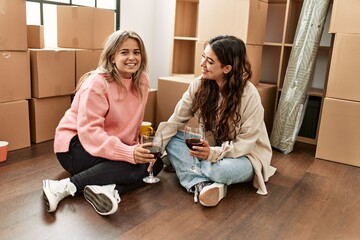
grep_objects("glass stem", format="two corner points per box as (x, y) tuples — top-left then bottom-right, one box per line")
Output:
(149, 163), (154, 177)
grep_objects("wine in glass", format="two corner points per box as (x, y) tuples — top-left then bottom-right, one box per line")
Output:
(184, 124), (205, 173)
(142, 131), (163, 183)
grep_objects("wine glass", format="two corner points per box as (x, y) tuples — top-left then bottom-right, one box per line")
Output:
(142, 131), (163, 183)
(184, 123), (205, 173)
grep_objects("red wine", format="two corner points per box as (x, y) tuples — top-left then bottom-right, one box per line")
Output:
(144, 146), (161, 158)
(185, 138), (202, 150)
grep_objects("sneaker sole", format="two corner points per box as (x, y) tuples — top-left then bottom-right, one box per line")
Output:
(199, 183), (227, 207)
(84, 186), (118, 216)
(42, 180), (55, 212)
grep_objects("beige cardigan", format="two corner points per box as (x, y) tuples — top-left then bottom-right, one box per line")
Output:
(157, 77), (276, 195)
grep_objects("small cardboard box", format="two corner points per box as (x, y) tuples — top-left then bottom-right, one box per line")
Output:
(0, 51), (31, 103)
(198, 0), (268, 44)
(326, 33), (360, 102)
(316, 97), (360, 167)
(144, 89), (157, 126)
(75, 49), (102, 84)
(156, 76), (193, 126)
(0, 100), (31, 151)
(27, 25), (45, 49)
(30, 49), (75, 98)
(246, 44), (263, 86)
(329, 0), (360, 34)
(57, 6), (115, 49)
(0, 0), (27, 51)
(29, 96), (71, 143)
(256, 83), (277, 135)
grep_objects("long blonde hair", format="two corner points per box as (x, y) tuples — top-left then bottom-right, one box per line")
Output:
(76, 30), (148, 98)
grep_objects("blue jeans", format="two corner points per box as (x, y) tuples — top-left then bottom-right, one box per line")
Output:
(166, 131), (254, 191)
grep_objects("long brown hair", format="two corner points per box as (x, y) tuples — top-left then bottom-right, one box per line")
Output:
(192, 35), (252, 144)
(76, 30), (148, 98)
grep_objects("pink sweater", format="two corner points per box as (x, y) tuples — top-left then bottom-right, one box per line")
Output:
(54, 73), (150, 164)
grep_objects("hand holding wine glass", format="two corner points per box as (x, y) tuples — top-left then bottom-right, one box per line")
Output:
(142, 131), (163, 183)
(184, 123), (205, 173)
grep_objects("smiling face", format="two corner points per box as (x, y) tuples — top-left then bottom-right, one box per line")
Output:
(200, 44), (232, 86)
(112, 38), (142, 79)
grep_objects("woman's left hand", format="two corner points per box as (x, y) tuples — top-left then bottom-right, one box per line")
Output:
(190, 139), (210, 160)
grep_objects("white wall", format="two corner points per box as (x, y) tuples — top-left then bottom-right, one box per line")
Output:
(120, 0), (175, 88)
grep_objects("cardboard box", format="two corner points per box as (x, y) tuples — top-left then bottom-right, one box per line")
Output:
(329, 0), (360, 34)
(0, 51), (31, 103)
(246, 44), (263, 86)
(30, 49), (75, 98)
(316, 97), (360, 167)
(75, 49), (102, 84)
(27, 25), (45, 49)
(198, 0), (268, 44)
(0, 100), (31, 151)
(256, 83), (277, 135)
(0, 0), (27, 51)
(29, 96), (71, 143)
(156, 76), (193, 126)
(57, 6), (115, 49)
(144, 89), (157, 126)
(326, 33), (360, 102)
(156, 76), (276, 132)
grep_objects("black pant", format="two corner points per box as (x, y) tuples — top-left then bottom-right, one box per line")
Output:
(56, 135), (163, 194)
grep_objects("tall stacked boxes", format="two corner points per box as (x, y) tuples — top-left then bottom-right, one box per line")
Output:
(29, 49), (75, 143)
(28, 6), (115, 144)
(315, 0), (360, 167)
(0, 0), (31, 151)
(57, 5), (115, 85)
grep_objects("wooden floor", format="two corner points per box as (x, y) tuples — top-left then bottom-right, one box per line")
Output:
(0, 141), (359, 240)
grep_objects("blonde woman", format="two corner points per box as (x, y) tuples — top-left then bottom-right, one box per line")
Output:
(43, 30), (162, 215)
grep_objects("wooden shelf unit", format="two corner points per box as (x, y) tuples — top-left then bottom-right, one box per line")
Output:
(261, 0), (334, 145)
(171, 0), (199, 75)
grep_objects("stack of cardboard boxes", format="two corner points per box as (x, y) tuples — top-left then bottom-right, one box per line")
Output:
(316, 0), (360, 167)
(0, 1), (115, 151)
(28, 5), (114, 144)
(0, 0), (31, 151)
(157, 0), (276, 134)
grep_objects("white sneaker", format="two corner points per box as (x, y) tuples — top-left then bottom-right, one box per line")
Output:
(42, 178), (77, 212)
(84, 184), (121, 216)
(199, 182), (227, 207)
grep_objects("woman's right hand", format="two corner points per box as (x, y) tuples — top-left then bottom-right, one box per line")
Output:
(133, 145), (156, 164)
